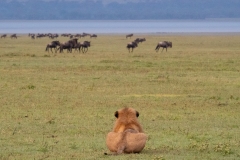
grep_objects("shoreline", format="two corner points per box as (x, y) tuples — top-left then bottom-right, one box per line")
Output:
(2, 32), (240, 36)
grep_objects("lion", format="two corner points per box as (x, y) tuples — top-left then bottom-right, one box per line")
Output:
(106, 107), (148, 154)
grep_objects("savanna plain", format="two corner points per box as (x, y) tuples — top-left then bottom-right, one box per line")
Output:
(0, 34), (240, 160)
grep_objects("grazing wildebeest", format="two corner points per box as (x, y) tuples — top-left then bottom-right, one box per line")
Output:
(59, 38), (78, 53)
(135, 38), (146, 43)
(10, 34), (17, 39)
(126, 41), (138, 52)
(126, 34), (133, 39)
(1, 34), (7, 38)
(90, 34), (97, 38)
(155, 41), (172, 52)
(45, 41), (61, 53)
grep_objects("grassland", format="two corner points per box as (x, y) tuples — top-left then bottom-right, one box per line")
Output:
(0, 34), (240, 160)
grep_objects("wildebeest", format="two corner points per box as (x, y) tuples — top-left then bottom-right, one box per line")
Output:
(29, 33), (35, 39)
(126, 34), (133, 39)
(74, 34), (83, 38)
(49, 34), (58, 39)
(82, 32), (91, 37)
(155, 41), (172, 52)
(45, 41), (61, 53)
(28, 33), (34, 37)
(61, 33), (71, 37)
(90, 34), (97, 38)
(135, 38), (146, 43)
(1, 34), (7, 38)
(75, 41), (91, 53)
(126, 41), (138, 52)
(36, 34), (46, 38)
(10, 34), (17, 39)
(59, 38), (78, 53)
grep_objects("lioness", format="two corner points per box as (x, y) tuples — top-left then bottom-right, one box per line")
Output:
(106, 107), (147, 154)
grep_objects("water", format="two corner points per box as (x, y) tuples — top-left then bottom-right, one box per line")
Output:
(0, 20), (240, 34)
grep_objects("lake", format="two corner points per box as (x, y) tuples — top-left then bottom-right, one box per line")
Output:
(0, 20), (240, 34)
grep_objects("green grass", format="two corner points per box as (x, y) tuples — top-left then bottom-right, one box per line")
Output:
(0, 34), (240, 159)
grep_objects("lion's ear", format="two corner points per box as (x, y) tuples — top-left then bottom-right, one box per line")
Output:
(114, 111), (118, 118)
(136, 111), (139, 117)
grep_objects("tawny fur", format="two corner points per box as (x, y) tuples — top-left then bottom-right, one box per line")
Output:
(106, 107), (147, 154)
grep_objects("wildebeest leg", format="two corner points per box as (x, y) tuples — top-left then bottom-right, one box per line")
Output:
(67, 47), (72, 53)
(161, 47), (164, 52)
(54, 47), (58, 53)
(155, 45), (159, 52)
(83, 47), (86, 53)
(84, 47), (88, 53)
(59, 47), (63, 53)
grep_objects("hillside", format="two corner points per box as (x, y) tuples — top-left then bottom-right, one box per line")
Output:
(0, 0), (240, 20)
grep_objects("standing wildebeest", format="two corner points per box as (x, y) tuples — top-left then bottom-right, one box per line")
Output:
(10, 34), (17, 39)
(59, 38), (78, 53)
(29, 33), (35, 39)
(126, 34), (133, 39)
(74, 41), (91, 53)
(28, 33), (34, 37)
(1, 34), (7, 38)
(155, 41), (172, 52)
(61, 33), (71, 37)
(36, 34), (44, 38)
(82, 32), (91, 37)
(49, 34), (58, 39)
(135, 38), (146, 43)
(74, 34), (83, 38)
(90, 34), (97, 38)
(126, 41), (138, 53)
(45, 41), (61, 53)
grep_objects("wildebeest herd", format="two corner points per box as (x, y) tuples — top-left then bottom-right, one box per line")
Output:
(1, 33), (172, 53)
(45, 38), (91, 53)
(32, 33), (94, 53)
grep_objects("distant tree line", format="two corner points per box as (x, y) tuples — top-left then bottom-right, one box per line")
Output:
(0, 0), (240, 20)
